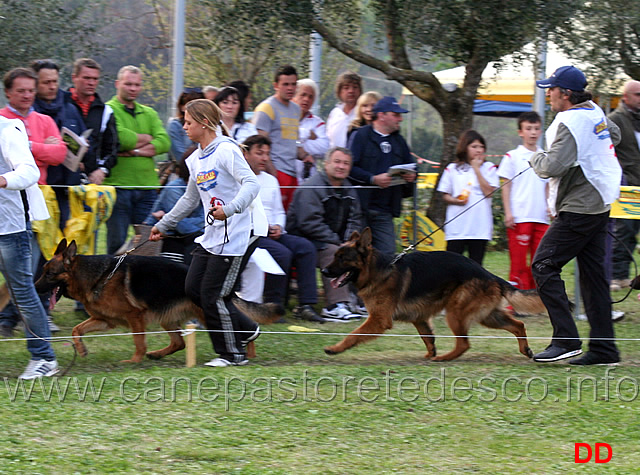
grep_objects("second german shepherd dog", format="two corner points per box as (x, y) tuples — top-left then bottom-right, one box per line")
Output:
(322, 228), (546, 361)
(35, 239), (282, 363)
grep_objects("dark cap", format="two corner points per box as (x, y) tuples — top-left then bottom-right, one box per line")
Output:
(535, 66), (587, 92)
(372, 96), (409, 114)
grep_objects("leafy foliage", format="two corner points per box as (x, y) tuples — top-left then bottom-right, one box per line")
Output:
(554, 0), (640, 88)
(0, 0), (103, 75)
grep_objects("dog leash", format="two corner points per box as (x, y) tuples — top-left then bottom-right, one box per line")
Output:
(91, 211), (219, 298)
(91, 238), (157, 299)
(391, 165), (534, 265)
(609, 231), (639, 304)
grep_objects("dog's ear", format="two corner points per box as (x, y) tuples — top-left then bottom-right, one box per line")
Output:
(348, 230), (360, 242)
(54, 238), (68, 256)
(63, 240), (78, 266)
(358, 227), (373, 249)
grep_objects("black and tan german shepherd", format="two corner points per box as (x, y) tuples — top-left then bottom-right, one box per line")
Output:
(322, 228), (546, 361)
(35, 239), (283, 363)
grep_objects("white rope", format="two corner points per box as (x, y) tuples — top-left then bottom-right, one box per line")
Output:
(0, 328), (636, 343)
(48, 183), (386, 190)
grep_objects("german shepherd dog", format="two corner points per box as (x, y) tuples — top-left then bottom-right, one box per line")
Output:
(35, 239), (282, 363)
(322, 228), (546, 361)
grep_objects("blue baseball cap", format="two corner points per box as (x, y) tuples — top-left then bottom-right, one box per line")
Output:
(373, 96), (409, 114)
(536, 66), (587, 92)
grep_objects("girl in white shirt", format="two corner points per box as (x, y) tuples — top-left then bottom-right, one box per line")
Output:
(437, 130), (499, 265)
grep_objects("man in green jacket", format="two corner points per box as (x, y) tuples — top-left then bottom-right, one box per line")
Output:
(105, 65), (170, 254)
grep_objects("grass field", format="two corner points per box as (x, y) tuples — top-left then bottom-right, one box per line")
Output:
(1, 246), (639, 473)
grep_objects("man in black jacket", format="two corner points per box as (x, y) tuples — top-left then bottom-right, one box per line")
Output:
(609, 80), (640, 292)
(68, 58), (118, 185)
(349, 96), (416, 255)
(31, 59), (87, 227)
(286, 147), (364, 321)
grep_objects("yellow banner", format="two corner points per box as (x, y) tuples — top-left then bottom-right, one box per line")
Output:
(417, 173), (438, 189)
(33, 184), (116, 259)
(610, 186), (640, 219)
(397, 211), (446, 251)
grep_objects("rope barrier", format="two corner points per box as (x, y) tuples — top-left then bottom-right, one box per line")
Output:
(1, 327), (637, 343)
(46, 183), (424, 189)
(1, 323), (634, 370)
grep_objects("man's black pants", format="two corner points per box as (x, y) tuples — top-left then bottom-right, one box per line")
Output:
(532, 211), (619, 358)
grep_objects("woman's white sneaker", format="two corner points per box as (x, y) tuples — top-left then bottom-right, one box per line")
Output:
(204, 357), (249, 367)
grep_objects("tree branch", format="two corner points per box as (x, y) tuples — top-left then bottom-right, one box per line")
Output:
(382, 0), (412, 70)
(312, 18), (447, 108)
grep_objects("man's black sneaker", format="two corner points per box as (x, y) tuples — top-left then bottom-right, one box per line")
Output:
(293, 305), (326, 323)
(533, 345), (582, 362)
(569, 352), (620, 366)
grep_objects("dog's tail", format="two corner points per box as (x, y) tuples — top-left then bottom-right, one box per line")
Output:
(0, 283), (9, 310)
(233, 297), (286, 324)
(504, 288), (548, 315)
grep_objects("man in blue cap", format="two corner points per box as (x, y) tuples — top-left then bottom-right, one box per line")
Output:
(529, 66), (623, 365)
(348, 96), (416, 255)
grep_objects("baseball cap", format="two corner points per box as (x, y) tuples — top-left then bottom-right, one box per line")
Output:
(535, 66), (587, 92)
(372, 96), (409, 114)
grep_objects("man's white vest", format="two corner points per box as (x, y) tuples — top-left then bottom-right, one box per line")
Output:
(545, 101), (621, 215)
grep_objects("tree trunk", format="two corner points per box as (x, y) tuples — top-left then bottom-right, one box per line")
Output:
(425, 92), (476, 226)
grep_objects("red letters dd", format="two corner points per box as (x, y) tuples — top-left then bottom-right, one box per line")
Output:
(574, 443), (612, 463)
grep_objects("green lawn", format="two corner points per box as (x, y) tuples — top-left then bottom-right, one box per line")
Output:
(1, 243), (639, 473)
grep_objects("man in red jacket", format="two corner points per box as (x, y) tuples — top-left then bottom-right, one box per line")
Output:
(0, 68), (66, 183)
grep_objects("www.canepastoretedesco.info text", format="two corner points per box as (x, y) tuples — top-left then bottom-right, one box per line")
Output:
(2, 368), (638, 409)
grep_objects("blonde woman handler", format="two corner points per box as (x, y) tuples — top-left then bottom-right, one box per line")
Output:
(150, 99), (262, 367)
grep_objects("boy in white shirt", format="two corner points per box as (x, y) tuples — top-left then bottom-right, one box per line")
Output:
(498, 112), (549, 289)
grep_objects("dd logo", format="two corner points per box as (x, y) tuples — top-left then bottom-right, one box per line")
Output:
(574, 443), (612, 463)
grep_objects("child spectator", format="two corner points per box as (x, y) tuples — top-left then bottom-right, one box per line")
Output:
(497, 112), (549, 289)
(437, 130), (498, 265)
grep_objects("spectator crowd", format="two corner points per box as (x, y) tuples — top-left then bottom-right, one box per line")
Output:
(0, 58), (634, 373)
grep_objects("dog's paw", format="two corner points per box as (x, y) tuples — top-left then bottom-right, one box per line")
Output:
(524, 347), (534, 359)
(120, 358), (143, 364)
(75, 344), (88, 358)
(324, 346), (340, 355)
(146, 351), (163, 360)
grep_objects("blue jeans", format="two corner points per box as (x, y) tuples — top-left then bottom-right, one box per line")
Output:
(0, 230), (49, 329)
(0, 230), (55, 360)
(363, 209), (397, 256)
(106, 189), (157, 254)
(259, 234), (318, 305)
